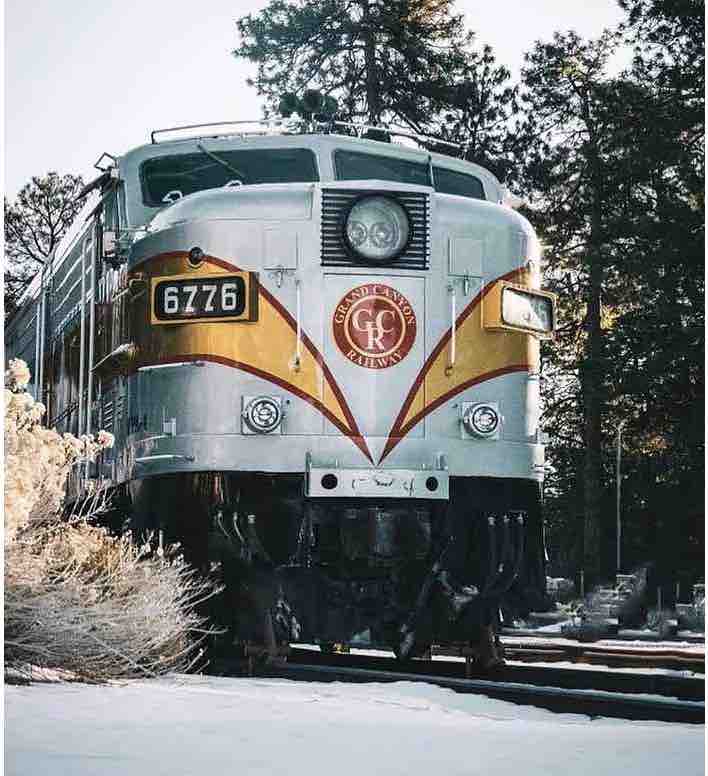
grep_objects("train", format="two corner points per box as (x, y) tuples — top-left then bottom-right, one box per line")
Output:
(5, 120), (555, 666)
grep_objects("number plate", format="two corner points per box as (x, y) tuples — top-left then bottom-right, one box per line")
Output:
(150, 272), (258, 324)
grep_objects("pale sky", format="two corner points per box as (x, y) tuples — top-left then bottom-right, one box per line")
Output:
(4, 0), (625, 197)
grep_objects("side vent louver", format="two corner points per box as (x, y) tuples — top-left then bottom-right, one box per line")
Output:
(321, 189), (430, 270)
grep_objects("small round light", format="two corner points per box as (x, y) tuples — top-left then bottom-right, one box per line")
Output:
(344, 196), (410, 262)
(243, 396), (282, 434)
(463, 404), (500, 438)
(188, 246), (204, 267)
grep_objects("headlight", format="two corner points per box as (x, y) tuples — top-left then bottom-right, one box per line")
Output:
(242, 396), (283, 434)
(344, 196), (410, 262)
(463, 403), (500, 438)
(502, 287), (554, 334)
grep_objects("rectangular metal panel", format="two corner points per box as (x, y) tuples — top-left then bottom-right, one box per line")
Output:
(307, 467), (448, 499)
(448, 236), (483, 277)
(263, 227), (298, 270)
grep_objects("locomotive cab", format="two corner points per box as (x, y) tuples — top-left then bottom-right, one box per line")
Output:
(12, 123), (555, 664)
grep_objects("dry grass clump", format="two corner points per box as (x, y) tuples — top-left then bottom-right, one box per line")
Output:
(4, 359), (220, 682)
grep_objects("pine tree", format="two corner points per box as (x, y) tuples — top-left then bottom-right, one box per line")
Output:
(234, 0), (472, 129)
(519, 31), (625, 582)
(430, 44), (520, 181)
(4, 172), (85, 318)
(522, 7), (704, 584)
(603, 0), (705, 585)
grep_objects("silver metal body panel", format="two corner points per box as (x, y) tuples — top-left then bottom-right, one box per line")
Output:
(121, 178), (543, 485)
(5, 132), (547, 494)
(120, 364), (544, 481)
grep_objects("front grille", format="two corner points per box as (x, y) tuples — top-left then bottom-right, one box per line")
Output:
(320, 189), (430, 270)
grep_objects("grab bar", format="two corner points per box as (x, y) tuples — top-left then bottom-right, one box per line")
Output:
(446, 283), (456, 375)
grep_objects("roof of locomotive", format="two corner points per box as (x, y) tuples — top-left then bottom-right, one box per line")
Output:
(117, 130), (506, 227)
(121, 131), (501, 184)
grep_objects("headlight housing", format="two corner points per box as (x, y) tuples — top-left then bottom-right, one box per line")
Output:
(501, 287), (554, 334)
(344, 196), (410, 263)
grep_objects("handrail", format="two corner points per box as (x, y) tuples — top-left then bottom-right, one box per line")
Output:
(151, 119), (289, 144)
(149, 117), (468, 156)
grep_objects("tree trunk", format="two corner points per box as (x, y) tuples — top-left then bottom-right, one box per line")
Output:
(581, 134), (605, 585)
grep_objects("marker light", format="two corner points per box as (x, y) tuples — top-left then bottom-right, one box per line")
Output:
(502, 287), (554, 334)
(242, 396), (283, 434)
(463, 403), (500, 438)
(344, 196), (410, 263)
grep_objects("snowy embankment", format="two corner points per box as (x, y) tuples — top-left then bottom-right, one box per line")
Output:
(5, 676), (704, 776)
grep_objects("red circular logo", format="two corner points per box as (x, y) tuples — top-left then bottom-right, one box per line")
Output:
(333, 284), (417, 369)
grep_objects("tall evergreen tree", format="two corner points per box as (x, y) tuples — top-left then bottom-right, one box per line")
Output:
(523, 6), (704, 585)
(603, 0), (705, 586)
(234, 0), (472, 129)
(430, 44), (520, 181)
(4, 172), (85, 318)
(519, 31), (624, 582)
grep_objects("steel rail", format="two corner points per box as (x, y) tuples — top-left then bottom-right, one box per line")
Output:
(209, 644), (704, 721)
(251, 659), (704, 724)
(491, 639), (705, 673)
(279, 648), (703, 701)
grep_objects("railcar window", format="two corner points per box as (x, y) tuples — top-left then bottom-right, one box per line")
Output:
(334, 150), (430, 187)
(103, 191), (119, 231)
(433, 167), (485, 200)
(140, 148), (319, 206)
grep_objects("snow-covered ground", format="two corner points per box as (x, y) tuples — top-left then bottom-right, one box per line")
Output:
(5, 676), (704, 776)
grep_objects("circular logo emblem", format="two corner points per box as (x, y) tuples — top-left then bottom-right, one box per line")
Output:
(333, 284), (417, 369)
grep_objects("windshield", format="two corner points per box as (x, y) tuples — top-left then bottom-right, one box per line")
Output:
(140, 148), (319, 206)
(335, 150), (430, 187)
(334, 149), (485, 200)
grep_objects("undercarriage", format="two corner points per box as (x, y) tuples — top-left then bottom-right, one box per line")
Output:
(129, 472), (546, 663)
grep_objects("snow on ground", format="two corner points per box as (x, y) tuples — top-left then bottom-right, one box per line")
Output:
(502, 659), (704, 679)
(5, 676), (704, 776)
(499, 635), (705, 655)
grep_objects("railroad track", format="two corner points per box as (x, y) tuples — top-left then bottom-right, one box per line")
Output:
(486, 638), (704, 674)
(209, 647), (705, 724)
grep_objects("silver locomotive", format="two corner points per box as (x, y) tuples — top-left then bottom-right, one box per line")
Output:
(5, 121), (555, 662)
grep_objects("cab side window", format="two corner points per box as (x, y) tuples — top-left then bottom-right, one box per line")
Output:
(103, 190), (119, 232)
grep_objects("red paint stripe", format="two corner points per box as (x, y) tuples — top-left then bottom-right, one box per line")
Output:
(379, 364), (530, 461)
(257, 282), (365, 447)
(137, 354), (372, 462)
(380, 267), (527, 463)
(132, 251), (372, 462)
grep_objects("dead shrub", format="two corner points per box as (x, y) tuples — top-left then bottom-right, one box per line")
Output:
(4, 359), (221, 682)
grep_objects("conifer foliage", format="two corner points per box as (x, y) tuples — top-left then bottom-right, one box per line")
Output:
(4, 172), (85, 318)
(234, 0), (472, 129)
